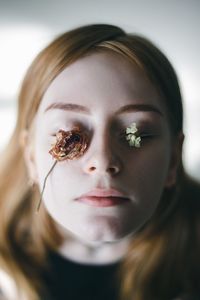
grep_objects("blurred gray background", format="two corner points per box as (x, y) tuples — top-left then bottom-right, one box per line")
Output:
(0, 0), (200, 180)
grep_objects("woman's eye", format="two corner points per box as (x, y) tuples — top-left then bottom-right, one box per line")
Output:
(119, 128), (155, 147)
(49, 128), (89, 161)
(139, 133), (155, 139)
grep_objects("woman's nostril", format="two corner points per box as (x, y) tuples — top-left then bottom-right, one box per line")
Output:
(89, 166), (96, 171)
(108, 166), (120, 174)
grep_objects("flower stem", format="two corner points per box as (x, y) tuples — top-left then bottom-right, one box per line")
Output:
(36, 160), (57, 212)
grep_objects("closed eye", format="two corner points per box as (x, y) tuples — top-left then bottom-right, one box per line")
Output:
(140, 133), (155, 138)
(119, 129), (155, 139)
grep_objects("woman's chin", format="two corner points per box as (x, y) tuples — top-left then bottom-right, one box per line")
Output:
(70, 215), (132, 243)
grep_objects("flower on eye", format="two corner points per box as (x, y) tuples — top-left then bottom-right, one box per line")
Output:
(126, 122), (138, 135)
(125, 122), (141, 148)
(49, 128), (89, 161)
(37, 128), (89, 212)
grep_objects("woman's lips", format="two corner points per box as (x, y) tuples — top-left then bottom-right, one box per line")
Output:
(75, 188), (130, 207)
(77, 196), (130, 207)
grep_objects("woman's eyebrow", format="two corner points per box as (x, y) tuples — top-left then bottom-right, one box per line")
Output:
(116, 104), (163, 116)
(44, 102), (90, 114)
(44, 102), (163, 116)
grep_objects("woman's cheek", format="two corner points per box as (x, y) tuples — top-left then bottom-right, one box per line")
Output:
(126, 142), (171, 189)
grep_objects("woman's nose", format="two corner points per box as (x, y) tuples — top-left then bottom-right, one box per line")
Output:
(83, 135), (122, 176)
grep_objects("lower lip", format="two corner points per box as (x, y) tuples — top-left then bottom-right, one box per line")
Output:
(76, 196), (130, 207)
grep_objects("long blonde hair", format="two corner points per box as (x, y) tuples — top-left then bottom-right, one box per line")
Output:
(0, 24), (199, 300)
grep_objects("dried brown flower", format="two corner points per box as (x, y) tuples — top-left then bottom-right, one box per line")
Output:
(37, 128), (89, 212)
(49, 128), (89, 161)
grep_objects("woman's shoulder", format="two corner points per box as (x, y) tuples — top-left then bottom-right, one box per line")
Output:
(0, 269), (18, 300)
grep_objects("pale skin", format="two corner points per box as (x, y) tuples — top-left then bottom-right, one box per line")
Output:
(22, 52), (183, 264)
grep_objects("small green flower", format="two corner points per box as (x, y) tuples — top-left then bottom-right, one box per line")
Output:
(126, 122), (137, 135)
(125, 123), (141, 148)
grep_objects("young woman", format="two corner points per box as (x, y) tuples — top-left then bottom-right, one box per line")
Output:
(0, 24), (199, 300)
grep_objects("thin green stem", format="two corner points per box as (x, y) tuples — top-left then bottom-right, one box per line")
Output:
(36, 160), (58, 212)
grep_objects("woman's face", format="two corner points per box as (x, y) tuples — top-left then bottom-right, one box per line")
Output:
(31, 52), (178, 243)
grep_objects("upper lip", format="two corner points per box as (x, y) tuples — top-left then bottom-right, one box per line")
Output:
(77, 188), (129, 199)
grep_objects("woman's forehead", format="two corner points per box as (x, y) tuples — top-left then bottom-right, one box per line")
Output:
(38, 52), (166, 117)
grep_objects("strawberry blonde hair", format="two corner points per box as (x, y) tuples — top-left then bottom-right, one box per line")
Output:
(0, 24), (199, 300)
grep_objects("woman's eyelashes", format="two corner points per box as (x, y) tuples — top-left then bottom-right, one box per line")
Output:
(119, 123), (159, 147)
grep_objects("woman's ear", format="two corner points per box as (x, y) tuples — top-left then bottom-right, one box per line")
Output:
(20, 129), (39, 184)
(165, 132), (184, 188)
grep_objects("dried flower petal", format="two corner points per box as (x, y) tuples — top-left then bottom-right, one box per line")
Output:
(126, 123), (137, 135)
(49, 128), (89, 161)
(125, 122), (141, 148)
